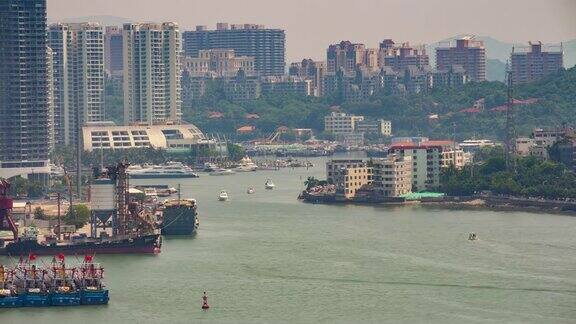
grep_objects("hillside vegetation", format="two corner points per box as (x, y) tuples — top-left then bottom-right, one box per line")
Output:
(183, 67), (576, 141)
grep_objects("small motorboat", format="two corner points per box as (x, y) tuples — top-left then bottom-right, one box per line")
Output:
(247, 187), (255, 194)
(218, 190), (229, 201)
(468, 233), (478, 241)
(265, 179), (275, 190)
(209, 168), (235, 176)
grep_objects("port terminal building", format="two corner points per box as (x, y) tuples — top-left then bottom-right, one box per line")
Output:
(82, 123), (227, 154)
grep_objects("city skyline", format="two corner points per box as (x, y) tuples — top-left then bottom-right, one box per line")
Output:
(47, 0), (576, 62)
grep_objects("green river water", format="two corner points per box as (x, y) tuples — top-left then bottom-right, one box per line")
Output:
(1, 156), (576, 323)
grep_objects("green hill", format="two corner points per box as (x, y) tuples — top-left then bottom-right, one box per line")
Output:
(184, 67), (576, 141)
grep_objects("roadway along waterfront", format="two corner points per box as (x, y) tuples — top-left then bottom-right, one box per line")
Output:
(1, 156), (576, 323)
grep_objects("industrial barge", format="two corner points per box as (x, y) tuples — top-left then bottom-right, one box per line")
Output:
(0, 163), (162, 256)
(0, 254), (109, 308)
(159, 198), (199, 236)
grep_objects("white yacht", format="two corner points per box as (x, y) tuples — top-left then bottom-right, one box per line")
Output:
(218, 190), (229, 201)
(128, 162), (199, 179)
(234, 157), (258, 172)
(265, 179), (275, 190)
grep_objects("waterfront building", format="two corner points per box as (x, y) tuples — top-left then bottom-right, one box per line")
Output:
(49, 22), (105, 146)
(289, 59), (326, 96)
(260, 76), (312, 97)
(123, 22), (182, 125)
(82, 123), (223, 153)
(388, 142), (442, 191)
(0, 0), (51, 180)
(371, 154), (413, 198)
(324, 112), (364, 135)
(104, 26), (123, 77)
(184, 49), (255, 77)
(326, 159), (372, 199)
(355, 119), (392, 136)
(511, 42), (563, 84)
(436, 36), (486, 82)
(183, 23), (285, 76)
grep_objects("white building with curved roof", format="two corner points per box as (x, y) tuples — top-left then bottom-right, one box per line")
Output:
(82, 123), (222, 153)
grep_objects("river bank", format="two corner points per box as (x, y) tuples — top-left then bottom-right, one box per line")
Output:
(299, 191), (576, 216)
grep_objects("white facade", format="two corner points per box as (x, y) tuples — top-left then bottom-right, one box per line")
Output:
(324, 112), (364, 135)
(49, 22), (105, 146)
(82, 123), (214, 152)
(123, 22), (182, 125)
(389, 144), (442, 191)
(371, 154), (412, 197)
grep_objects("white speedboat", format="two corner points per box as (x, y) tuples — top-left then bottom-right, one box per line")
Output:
(218, 190), (229, 201)
(234, 157), (258, 172)
(247, 187), (255, 194)
(209, 168), (235, 176)
(265, 179), (275, 190)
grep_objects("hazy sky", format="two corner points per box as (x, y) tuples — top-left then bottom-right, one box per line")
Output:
(48, 0), (576, 62)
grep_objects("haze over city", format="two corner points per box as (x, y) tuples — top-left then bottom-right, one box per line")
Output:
(47, 0), (576, 62)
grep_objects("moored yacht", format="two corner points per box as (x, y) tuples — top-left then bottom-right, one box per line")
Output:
(233, 157), (258, 172)
(128, 162), (199, 179)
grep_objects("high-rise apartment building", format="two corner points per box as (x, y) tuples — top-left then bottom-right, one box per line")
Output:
(327, 41), (377, 75)
(289, 59), (326, 96)
(123, 22), (182, 125)
(0, 0), (51, 180)
(183, 23), (285, 76)
(104, 26), (123, 77)
(378, 40), (430, 71)
(436, 36), (486, 82)
(511, 41), (564, 84)
(49, 22), (105, 146)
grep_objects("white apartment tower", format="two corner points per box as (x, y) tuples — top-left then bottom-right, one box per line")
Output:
(49, 22), (105, 146)
(123, 22), (182, 125)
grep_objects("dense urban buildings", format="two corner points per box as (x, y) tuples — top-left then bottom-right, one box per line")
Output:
(326, 41), (377, 74)
(183, 23), (285, 76)
(511, 41), (564, 84)
(183, 49), (255, 77)
(378, 40), (430, 71)
(289, 59), (326, 96)
(104, 26), (123, 77)
(49, 22), (105, 146)
(260, 76), (312, 97)
(123, 22), (183, 125)
(0, 0), (51, 180)
(435, 36), (486, 82)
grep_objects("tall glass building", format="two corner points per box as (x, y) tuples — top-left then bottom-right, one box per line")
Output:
(0, 0), (51, 180)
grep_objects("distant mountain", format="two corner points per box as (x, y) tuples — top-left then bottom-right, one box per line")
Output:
(49, 15), (133, 27)
(486, 59), (507, 82)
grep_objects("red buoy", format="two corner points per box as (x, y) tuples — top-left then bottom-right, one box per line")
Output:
(202, 291), (210, 310)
